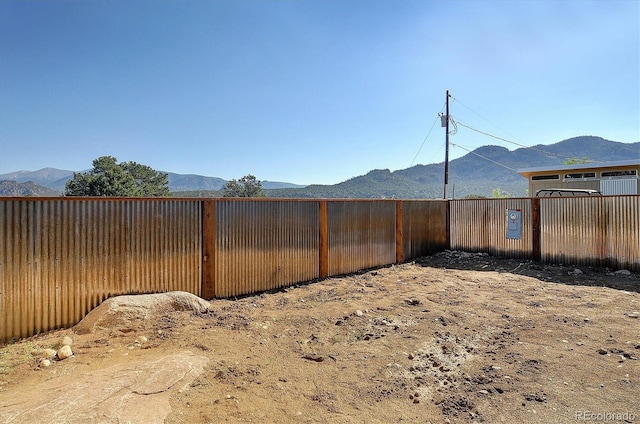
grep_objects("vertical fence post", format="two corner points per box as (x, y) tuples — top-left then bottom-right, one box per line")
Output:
(531, 197), (541, 261)
(396, 200), (403, 263)
(319, 201), (328, 279)
(202, 200), (216, 299)
(445, 200), (451, 251)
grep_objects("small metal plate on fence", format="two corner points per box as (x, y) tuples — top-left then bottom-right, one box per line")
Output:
(506, 209), (522, 240)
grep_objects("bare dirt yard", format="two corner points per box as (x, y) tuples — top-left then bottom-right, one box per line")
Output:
(1, 251), (639, 423)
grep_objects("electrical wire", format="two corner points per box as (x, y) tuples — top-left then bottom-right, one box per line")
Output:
(410, 103), (446, 167)
(449, 142), (519, 172)
(449, 95), (604, 163)
(450, 96), (519, 141)
(428, 142), (446, 164)
(452, 119), (560, 158)
(448, 116), (458, 136)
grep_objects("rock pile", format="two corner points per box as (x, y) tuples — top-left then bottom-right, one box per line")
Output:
(34, 335), (74, 367)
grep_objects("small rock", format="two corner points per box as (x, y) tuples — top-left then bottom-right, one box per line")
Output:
(412, 397), (420, 404)
(479, 389), (489, 395)
(136, 335), (148, 343)
(43, 348), (57, 359)
(627, 312), (639, 319)
(597, 348), (608, 355)
(60, 336), (73, 347)
(408, 353), (415, 360)
(354, 310), (364, 317)
(523, 392), (547, 402)
(57, 345), (73, 360)
(572, 268), (583, 275)
(39, 358), (51, 367)
(301, 354), (324, 362)
(615, 269), (631, 276)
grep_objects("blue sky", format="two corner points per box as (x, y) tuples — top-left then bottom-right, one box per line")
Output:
(1, 0), (638, 185)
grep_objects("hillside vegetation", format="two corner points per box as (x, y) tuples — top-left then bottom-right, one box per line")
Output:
(2, 136), (638, 198)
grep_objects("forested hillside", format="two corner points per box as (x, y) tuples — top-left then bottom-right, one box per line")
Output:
(2, 136), (637, 198)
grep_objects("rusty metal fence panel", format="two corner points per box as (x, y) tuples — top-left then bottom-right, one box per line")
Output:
(450, 198), (533, 258)
(0, 198), (202, 342)
(401, 200), (448, 261)
(540, 195), (640, 271)
(327, 201), (396, 276)
(213, 200), (319, 298)
(4, 196), (639, 343)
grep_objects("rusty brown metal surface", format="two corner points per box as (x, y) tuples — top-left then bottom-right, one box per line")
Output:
(0, 198), (202, 343)
(401, 200), (448, 261)
(3, 196), (638, 343)
(327, 201), (396, 276)
(213, 200), (320, 298)
(540, 195), (640, 271)
(202, 200), (217, 299)
(449, 198), (533, 258)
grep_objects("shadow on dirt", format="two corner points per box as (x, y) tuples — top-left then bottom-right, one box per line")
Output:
(414, 250), (640, 293)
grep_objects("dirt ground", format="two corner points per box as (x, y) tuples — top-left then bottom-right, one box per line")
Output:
(1, 251), (639, 423)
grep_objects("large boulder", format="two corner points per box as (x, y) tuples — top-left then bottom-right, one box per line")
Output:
(74, 291), (211, 335)
(1, 351), (209, 423)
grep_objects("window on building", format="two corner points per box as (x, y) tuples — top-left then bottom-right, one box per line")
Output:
(601, 170), (637, 177)
(532, 174), (559, 181)
(564, 172), (596, 179)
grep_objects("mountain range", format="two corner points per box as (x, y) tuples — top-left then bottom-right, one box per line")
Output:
(0, 170), (305, 194)
(1, 136), (638, 198)
(266, 136), (639, 198)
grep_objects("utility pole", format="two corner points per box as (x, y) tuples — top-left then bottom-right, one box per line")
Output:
(443, 90), (450, 199)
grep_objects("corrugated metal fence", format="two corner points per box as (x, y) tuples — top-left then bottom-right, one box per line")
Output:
(450, 198), (533, 258)
(450, 195), (639, 271)
(0, 198), (202, 342)
(1, 198), (446, 341)
(539, 195), (640, 270)
(202, 199), (447, 298)
(1, 196), (638, 342)
(204, 200), (320, 298)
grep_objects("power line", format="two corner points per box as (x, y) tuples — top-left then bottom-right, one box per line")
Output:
(452, 119), (555, 156)
(450, 95), (603, 164)
(428, 142), (446, 164)
(452, 118), (603, 163)
(450, 96), (521, 143)
(450, 142), (519, 172)
(410, 103), (446, 167)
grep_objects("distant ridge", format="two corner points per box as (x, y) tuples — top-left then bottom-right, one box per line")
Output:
(0, 169), (307, 196)
(0, 180), (60, 197)
(266, 136), (639, 198)
(1, 136), (637, 198)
